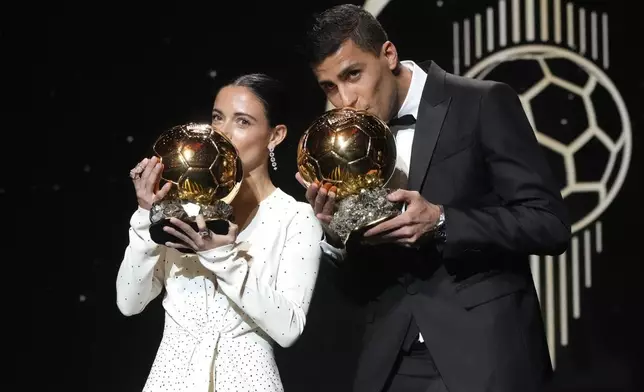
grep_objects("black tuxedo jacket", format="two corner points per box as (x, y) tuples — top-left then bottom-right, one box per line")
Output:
(328, 61), (571, 392)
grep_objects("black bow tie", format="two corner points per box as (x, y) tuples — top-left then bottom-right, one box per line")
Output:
(388, 114), (416, 127)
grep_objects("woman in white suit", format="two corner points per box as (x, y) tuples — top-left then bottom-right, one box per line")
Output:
(116, 73), (323, 392)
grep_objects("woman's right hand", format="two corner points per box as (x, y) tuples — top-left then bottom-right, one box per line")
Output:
(130, 156), (173, 210)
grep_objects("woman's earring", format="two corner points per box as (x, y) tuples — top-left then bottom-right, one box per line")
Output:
(269, 147), (277, 171)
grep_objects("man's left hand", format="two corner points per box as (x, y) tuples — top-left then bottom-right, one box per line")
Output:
(363, 189), (441, 247)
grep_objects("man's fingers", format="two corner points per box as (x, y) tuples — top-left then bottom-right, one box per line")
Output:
(314, 187), (328, 214)
(305, 181), (319, 205)
(377, 226), (414, 241)
(387, 189), (415, 203)
(322, 191), (335, 216)
(363, 214), (407, 237)
(316, 213), (333, 225)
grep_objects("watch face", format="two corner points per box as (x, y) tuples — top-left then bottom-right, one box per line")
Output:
(434, 226), (446, 242)
(433, 209), (446, 242)
(437, 210), (445, 227)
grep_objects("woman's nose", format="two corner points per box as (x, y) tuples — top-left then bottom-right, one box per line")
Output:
(214, 122), (232, 140)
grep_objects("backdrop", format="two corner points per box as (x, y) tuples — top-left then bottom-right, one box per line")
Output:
(18, 0), (642, 391)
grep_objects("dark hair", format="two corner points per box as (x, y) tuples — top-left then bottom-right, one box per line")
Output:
(303, 4), (389, 66)
(229, 73), (288, 127)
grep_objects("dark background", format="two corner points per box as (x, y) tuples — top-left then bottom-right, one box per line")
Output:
(11, 0), (642, 390)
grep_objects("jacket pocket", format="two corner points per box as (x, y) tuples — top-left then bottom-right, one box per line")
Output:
(431, 139), (474, 164)
(455, 272), (528, 310)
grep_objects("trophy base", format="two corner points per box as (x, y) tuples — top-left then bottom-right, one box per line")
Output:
(149, 198), (234, 253)
(329, 187), (403, 246)
(149, 219), (230, 253)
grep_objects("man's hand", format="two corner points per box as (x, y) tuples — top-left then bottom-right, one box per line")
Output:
(295, 172), (337, 224)
(295, 172), (347, 247)
(363, 189), (441, 246)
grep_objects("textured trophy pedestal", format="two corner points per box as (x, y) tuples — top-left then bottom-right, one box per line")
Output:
(329, 187), (403, 245)
(149, 199), (234, 253)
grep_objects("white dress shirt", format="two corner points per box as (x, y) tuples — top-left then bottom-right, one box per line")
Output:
(116, 188), (323, 392)
(318, 60), (427, 343)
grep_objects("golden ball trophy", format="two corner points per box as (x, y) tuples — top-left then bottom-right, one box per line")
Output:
(297, 107), (401, 246)
(148, 123), (243, 252)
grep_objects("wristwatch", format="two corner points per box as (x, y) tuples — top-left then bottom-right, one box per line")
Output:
(432, 205), (446, 243)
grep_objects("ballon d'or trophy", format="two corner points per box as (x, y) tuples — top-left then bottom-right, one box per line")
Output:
(148, 123), (243, 252)
(297, 107), (401, 246)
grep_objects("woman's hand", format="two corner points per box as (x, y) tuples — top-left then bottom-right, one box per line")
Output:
(130, 156), (173, 210)
(163, 214), (238, 252)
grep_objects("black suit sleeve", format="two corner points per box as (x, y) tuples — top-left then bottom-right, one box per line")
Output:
(443, 82), (571, 256)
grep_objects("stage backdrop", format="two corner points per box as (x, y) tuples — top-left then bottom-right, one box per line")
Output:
(20, 0), (640, 391)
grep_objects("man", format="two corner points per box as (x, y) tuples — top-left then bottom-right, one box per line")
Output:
(296, 4), (571, 392)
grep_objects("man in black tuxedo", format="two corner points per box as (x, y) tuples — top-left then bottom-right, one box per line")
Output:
(295, 4), (571, 392)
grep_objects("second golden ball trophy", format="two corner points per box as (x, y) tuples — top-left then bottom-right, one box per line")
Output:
(297, 107), (401, 246)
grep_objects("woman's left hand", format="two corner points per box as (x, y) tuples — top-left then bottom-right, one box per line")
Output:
(163, 215), (238, 252)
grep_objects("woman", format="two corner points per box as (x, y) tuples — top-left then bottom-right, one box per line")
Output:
(116, 73), (323, 392)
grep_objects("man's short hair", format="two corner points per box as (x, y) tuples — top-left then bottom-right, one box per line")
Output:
(303, 4), (389, 67)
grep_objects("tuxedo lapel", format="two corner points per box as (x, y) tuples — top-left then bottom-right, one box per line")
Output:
(407, 62), (452, 192)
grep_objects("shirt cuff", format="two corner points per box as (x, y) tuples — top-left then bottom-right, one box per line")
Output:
(197, 244), (244, 282)
(319, 237), (347, 263)
(126, 207), (166, 255)
(130, 207), (152, 230)
(197, 243), (237, 262)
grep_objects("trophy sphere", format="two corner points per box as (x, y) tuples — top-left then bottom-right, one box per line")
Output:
(297, 107), (397, 200)
(152, 122), (243, 205)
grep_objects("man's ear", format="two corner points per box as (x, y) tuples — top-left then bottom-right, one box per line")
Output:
(381, 41), (399, 72)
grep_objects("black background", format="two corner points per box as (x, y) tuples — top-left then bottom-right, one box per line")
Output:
(9, 0), (642, 390)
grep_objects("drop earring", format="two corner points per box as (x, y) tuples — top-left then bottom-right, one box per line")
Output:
(269, 147), (277, 171)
